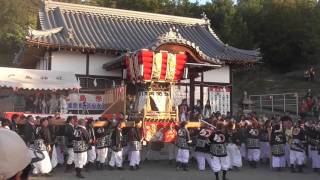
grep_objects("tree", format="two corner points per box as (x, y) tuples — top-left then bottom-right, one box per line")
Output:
(202, 0), (236, 43)
(256, 0), (320, 72)
(0, 0), (35, 66)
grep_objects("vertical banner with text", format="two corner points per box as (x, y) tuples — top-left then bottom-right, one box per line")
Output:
(208, 86), (231, 115)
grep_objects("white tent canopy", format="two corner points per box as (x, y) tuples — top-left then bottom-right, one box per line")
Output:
(0, 67), (80, 90)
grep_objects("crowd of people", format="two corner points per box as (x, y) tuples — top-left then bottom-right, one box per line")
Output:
(23, 93), (68, 114)
(0, 112), (320, 180)
(304, 67), (316, 82)
(299, 89), (320, 119)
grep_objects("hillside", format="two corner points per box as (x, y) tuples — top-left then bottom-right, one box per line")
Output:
(232, 66), (320, 117)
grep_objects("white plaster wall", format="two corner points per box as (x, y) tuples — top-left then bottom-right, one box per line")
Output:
(89, 54), (121, 77)
(196, 65), (230, 83)
(51, 51), (86, 74)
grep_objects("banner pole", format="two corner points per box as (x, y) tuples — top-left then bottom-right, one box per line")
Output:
(77, 89), (80, 115)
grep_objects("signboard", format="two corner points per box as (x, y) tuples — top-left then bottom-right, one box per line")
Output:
(67, 93), (105, 111)
(208, 86), (231, 115)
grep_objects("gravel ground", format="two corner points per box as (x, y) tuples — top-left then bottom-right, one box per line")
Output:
(30, 160), (319, 180)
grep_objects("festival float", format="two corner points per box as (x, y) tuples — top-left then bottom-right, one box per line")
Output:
(98, 49), (203, 144)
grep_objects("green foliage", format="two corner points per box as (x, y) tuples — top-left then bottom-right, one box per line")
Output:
(202, 0), (235, 43)
(255, 0), (320, 72)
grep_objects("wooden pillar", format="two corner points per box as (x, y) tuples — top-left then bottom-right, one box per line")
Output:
(48, 50), (52, 70)
(230, 65), (233, 115)
(200, 72), (204, 109)
(86, 53), (90, 76)
(189, 72), (195, 108)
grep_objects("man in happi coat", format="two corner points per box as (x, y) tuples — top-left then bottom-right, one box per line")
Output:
(175, 121), (192, 171)
(64, 116), (76, 172)
(95, 121), (109, 170)
(289, 121), (306, 173)
(23, 115), (36, 147)
(194, 124), (214, 171)
(73, 119), (90, 178)
(85, 118), (96, 171)
(259, 120), (271, 164)
(32, 118), (52, 176)
(270, 122), (286, 171)
(226, 121), (242, 170)
(128, 120), (143, 170)
(210, 122), (229, 180)
(109, 118), (124, 170)
(306, 121), (320, 172)
(246, 119), (261, 168)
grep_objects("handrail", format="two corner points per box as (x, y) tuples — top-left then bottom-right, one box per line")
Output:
(248, 92), (299, 116)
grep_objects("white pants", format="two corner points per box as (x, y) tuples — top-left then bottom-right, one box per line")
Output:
(227, 144), (242, 168)
(109, 150), (123, 167)
(67, 148), (74, 165)
(284, 144), (290, 166)
(33, 150), (52, 174)
(56, 145), (65, 164)
(289, 150), (305, 166)
(310, 150), (320, 168)
(195, 152), (213, 170)
(74, 152), (87, 168)
(240, 143), (247, 159)
(123, 145), (131, 160)
(247, 149), (260, 162)
(272, 156), (286, 168)
(212, 156), (229, 172)
(130, 150), (141, 166)
(96, 147), (108, 163)
(260, 142), (270, 159)
(87, 147), (96, 163)
(176, 148), (189, 163)
(168, 143), (176, 160)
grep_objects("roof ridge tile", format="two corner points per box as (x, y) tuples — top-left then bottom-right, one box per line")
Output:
(43, 0), (206, 25)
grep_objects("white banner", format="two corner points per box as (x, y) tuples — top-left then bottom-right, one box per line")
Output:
(208, 87), (231, 115)
(67, 93), (105, 110)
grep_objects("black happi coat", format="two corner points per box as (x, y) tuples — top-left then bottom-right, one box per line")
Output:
(34, 126), (52, 151)
(121, 128), (129, 147)
(195, 127), (212, 153)
(55, 125), (66, 146)
(87, 126), (96, 150)
(95, 126), (108, 149)
(175, 127), (191, 149)
(290, 127), (306, 152)
(270, 130), (286, 156)
(226, 130), (242, 146)
(246, 128), (260, 149)
(128, 127), (142, 151)
(64, 123), (75, 148)
(73, 126), (90, 153)
(210, 130), (227, 157)
(23, 122), (36, 147)
(259, 128), (269, 142)
(110, 127), (123, 152)
(306, 127), (319, 151)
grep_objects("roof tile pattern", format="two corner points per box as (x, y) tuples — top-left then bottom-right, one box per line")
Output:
(28, 0), (260, 63)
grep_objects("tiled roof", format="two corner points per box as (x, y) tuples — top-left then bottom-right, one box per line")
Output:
(26, 0), (260, 63)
